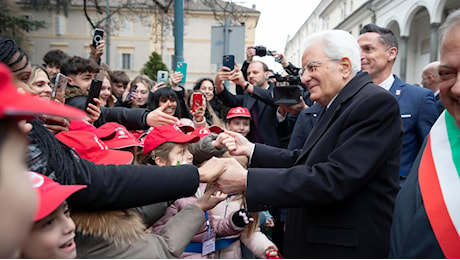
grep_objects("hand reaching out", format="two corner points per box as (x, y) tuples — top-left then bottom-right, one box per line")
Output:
(218, 130), (255, 157)
(146, 101), (180, 127)
(194, 185), (227, 211)
(86, 99), (102, 124)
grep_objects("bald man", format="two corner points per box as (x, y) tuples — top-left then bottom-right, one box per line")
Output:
(421, 61), (445, 114)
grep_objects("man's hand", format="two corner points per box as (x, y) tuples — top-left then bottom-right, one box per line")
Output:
(214, 67), (232, 93)
(214, 157), (248, 194)
(246, 46), (255, 63)
(86, 99), (101, 124)
(89, 40), (105, 62)
(228, 64), (246, 87)
(279, 96), (308, 116)
(146, 101), (180, 127)
(218, 130), (255, 157)
(197, 156), (226, 183)
(41, 115), (70, 134)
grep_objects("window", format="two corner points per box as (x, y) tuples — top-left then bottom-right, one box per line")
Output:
(121, 53), (133, 70)
(55, 16), (65, 35)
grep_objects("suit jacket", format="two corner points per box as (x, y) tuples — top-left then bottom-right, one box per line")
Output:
(246, 72), (403, 258)
(389, 76), (438, 177)
(287, 102), (322, 150)
(389, 138), (444, 258)
(216, 84), (287, 147)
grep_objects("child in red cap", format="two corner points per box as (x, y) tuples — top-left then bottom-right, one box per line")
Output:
(20, 172), (86, 259)
(143, 124), (254, 258)
(226, 106), (251, 137)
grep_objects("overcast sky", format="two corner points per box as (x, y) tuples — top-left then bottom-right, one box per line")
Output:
(239, 0), (321, 52)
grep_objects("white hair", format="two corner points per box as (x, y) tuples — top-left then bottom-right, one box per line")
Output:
(301, 30), (361, 75)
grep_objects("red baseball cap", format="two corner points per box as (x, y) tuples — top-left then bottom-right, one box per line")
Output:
(191, 126), (224, 138)
(143, 124), (200, 155)
(27, 171), (86, 221)
(226, 107), (251, 120)
(93, 122), (142, 149)
(178, 118), (195, 133)
(56, 131), (133, 165)
(0, 63), (86, 120)
(69, 120), (97, 132)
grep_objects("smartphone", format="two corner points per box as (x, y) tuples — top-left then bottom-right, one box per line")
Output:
(191, 92), (203, 112)
(50, 73), (67, 102)
(125, 84), (138, 102)
(176, 61), (187, 84)
(157, 70), (169, 84)
(84, 78), (102, 113)
(92, 28), (104, 48)
(223, 54), (235, 70)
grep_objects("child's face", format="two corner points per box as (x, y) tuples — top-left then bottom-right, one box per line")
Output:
(112, 82), (127, 98)
(99, 77), (112, 104)
(134, 82), (150, 106)
(168, 143), (193, 165)
(226, 118), (250, 137)
(0, 124), (37, 258)
(69, 72), (95, 94)
(21, 202), (77, 259)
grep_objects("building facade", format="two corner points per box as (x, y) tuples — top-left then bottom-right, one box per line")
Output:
(284, 0), (460, 85)
(17, 0), (260, 86)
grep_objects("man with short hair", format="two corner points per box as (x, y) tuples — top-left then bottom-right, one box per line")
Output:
(421, 61), (445, 114)
(211, 29), (402, 258)
(215, 61), (288, 148)
(389, 9), (460, 258)
(42, 49), (69, 79)
(358, 24), (439, 183)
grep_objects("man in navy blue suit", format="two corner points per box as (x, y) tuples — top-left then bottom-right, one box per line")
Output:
(358, 24), (439, 184)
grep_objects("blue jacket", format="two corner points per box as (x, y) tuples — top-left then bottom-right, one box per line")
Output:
(389, 75), (438, 177)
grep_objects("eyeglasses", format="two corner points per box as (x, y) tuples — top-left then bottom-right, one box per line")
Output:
(299, 59), (340, 76)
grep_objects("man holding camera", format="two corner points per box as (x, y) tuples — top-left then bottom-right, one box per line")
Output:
(215, 61), (290, 148)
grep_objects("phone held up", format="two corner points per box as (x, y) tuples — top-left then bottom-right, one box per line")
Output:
(92, 28), (105, 48)
(191, 92), (203, 112)
(84, 78), (103, 113)
(176, 61), (187, 84)
(223, 54), (235, 70)
(50, 73), (68, 103)
(125, 84), (138, 102)
(157, 70), (169, 84)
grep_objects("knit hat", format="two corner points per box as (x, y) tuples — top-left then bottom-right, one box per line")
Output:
(56, 131), (133, 165)
(93, 122), (142, 149)
(27, 171), (86, 221)
(143, 124), (200, 155)
(226, 107), (251, 120)
(0, 62), (86, 120)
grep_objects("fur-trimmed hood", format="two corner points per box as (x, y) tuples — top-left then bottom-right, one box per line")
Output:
(72, 209), (146, 247)
(65, 84), (86, 99)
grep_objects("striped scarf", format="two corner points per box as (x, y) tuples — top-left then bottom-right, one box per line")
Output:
(419, 111), (460, 258)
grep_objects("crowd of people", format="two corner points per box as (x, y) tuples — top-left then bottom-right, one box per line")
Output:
(1, 8), (460, 259)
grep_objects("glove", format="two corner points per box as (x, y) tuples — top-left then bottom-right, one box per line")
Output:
(231, 209), (253, 228)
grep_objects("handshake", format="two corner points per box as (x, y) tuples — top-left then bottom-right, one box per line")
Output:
(196, 130), (255, 194)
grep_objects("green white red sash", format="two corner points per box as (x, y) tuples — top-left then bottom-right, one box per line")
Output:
(419, 111), (460, 258)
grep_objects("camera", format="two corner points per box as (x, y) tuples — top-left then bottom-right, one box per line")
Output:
(254, 45), (276, 57)
(92, 28), (104, 48)
(269, 74), (304, 105)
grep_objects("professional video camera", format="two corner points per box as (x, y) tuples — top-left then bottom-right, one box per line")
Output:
(268, 74), (304, 105)
(254, 46), (276, 57)
(268, 73), (302, 86)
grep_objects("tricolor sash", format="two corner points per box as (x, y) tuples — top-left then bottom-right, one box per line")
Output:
(419, 111), (460, 258)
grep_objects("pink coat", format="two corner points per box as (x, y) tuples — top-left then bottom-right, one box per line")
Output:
(149, 183), (244, 258)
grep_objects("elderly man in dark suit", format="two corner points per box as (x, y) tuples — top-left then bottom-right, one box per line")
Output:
(358, 24), (439, 184)
(209, 29), (403, 258)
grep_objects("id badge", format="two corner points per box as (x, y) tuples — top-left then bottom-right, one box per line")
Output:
(202, 230), (216, 256)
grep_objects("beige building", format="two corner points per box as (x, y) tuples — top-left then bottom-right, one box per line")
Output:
(18, 0), (260, 87)
(284, 0), (460, 85)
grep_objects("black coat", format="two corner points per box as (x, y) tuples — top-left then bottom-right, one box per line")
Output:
(246, 72), (403, 258)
